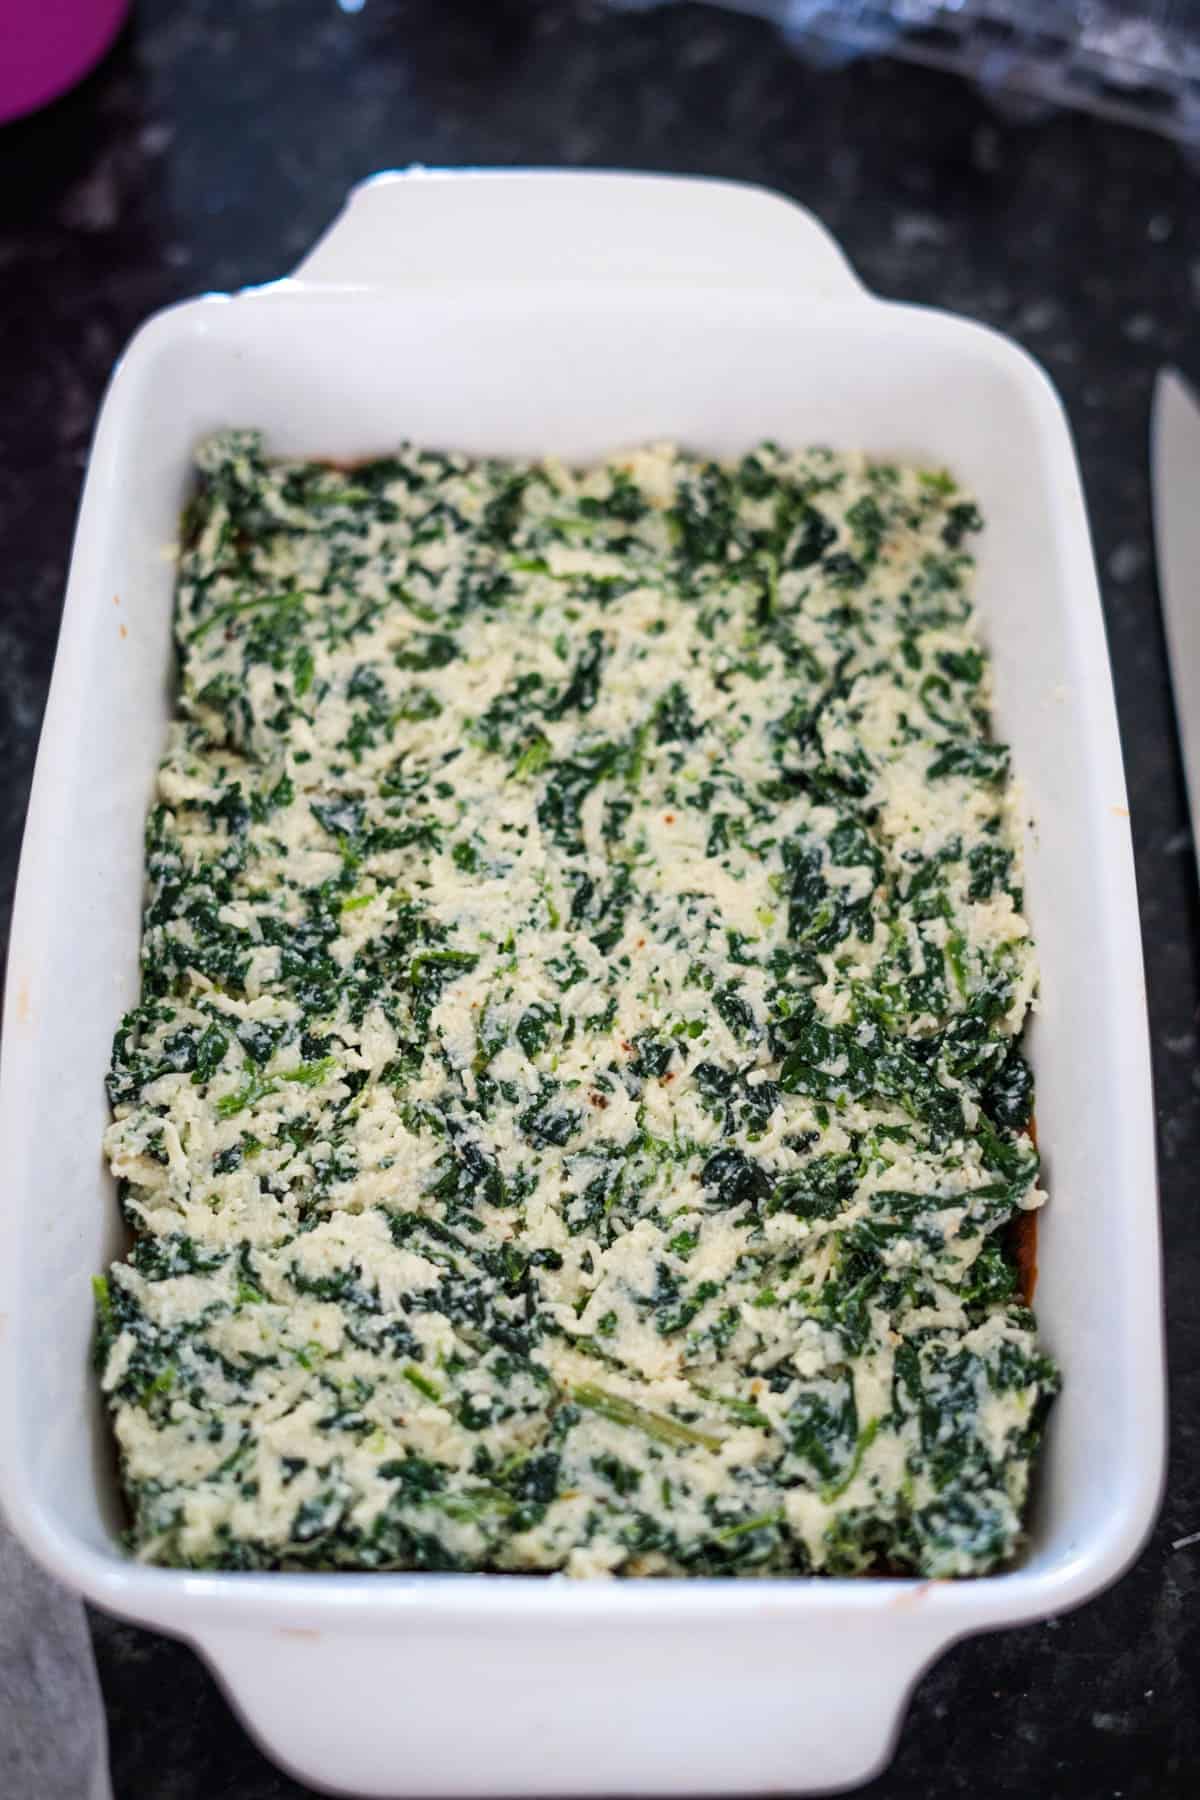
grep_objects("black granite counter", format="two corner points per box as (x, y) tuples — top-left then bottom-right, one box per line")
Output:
(2, 1), (1198, 1794)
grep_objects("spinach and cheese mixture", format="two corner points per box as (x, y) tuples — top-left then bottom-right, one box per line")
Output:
(96, 430), (1058, 1579)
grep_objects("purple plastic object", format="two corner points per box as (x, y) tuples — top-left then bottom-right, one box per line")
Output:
(0, 0), (129, 125)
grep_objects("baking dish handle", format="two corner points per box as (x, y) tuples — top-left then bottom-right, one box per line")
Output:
(193, 1608), (951, 1797)
(291, 168), (865, 299)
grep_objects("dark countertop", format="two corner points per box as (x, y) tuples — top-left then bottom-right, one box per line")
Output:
(2, 2), (1198, 1795)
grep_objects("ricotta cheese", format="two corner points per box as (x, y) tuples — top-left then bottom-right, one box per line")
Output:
(95, 433), (1057, 1577)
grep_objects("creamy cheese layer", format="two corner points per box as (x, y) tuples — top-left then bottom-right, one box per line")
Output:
(96, 432), (1057, 1577)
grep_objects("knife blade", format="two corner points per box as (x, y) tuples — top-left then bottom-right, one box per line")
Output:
(1151, 365), (1200, 870)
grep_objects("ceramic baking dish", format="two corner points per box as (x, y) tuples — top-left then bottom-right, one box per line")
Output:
(0, 171), (1164, 1797)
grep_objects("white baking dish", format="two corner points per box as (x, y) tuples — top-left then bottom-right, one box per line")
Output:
(0, 171), (1164, 1797)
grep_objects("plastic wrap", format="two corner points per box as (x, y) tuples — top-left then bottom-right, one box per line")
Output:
(616, 2), (1200, 142)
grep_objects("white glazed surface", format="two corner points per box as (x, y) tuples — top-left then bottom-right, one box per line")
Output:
(0, 172), (1164, 1797)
